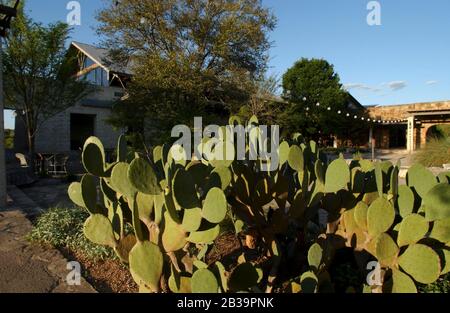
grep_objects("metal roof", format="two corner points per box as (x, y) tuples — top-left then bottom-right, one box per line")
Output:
(71, 41), (134, 76)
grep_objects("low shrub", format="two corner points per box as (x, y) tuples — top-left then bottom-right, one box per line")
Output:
(414, 138), (450, 167)
(28, 206), (115, 261)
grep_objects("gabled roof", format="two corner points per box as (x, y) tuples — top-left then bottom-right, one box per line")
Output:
(71, 41), (133, 76)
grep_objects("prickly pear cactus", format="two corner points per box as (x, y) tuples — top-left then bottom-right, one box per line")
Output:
(68, 116), (449, 294)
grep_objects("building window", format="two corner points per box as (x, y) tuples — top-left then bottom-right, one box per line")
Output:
(80, 56), (109, 87)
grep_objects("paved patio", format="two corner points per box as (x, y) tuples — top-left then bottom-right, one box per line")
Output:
(18, 178), (74, 210)
(0, 186), (95, 293)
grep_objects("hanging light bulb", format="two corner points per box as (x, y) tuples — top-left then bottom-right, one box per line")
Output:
(346, 113), (350, 117)
(316, 102), (320, 106)
(303, 97), (307, 101)
(354, 115), (358, 119)
(327, 107), (331, 111)
(338, 110), (341, 114)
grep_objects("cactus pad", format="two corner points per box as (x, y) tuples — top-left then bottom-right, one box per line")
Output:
(191, 269), (219, 293)
(398, 244), (441, 284)
(202, 187), (227, 224)
(422, 183), (450, 221)
(367, 197), (395, 237)
(128, 158), (161, 195)
(129, 241), (163, 292)
(84, 214), (116, 247)
(406, 164), (437, 198)
(397, 214), (429, 247)
(287, 145), (304, 172)
(375, 233), (399, 267)
(325, 159), (350, 193)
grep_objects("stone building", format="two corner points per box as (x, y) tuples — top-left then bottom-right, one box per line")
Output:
(13, 42), (130, 157)
(367, 101), (450, 151)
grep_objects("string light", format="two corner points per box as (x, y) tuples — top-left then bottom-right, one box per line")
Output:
(295, 96), (405, 125)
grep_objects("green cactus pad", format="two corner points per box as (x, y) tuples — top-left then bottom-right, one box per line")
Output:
(397, 214), (429, 247)
(315, 160), (326, 185)
(162, 212), (187, 252)
(128, 158), (161, 195)
(209, 140), (235, 168)
(406, 164), (437, 198)
(181, 207), (203, 232)
(210, 166), (232, 190)
(111, 162), (137, 199)
(215, 261), (228, 292)
(100, 178), (116, 203)
(84, 214), (116, 247)
(398, 244), (441, 284)
(367, 197), (395, 237)
(81, 174), (99, 214)
(438, 172), (450, 184)
(116, 135), (127, 162)
(82, 137), (105, 176)
(164, 192), (181, 224)
(307, 243), (323, 271)
(168, 273), (192, 293)
(325, 159), (350, 193)
(430, 218), (450, 243)
(135, 192), (154, 222)
(193, 260), (208, 270)
(397, 185), (416, 218)
(287, 145), (304, 172)
(153, 145), (162, 164)
(422, 183), (450, 221)
(234, 219), (244, 234)
(68, 182), (84, 208)
(191, 269), (219, 293)
(228, 262), (260, 291)
(354, 201), (369, 230)
(229, 115), (242, 126)
(375, 233), (399, 267)
(169, 144), (188, 167)
(389, 269), (417, 293)
(359, 159), (375, 172)
(172, 168), (200, 209)
(441, 248), (450, 274)
(300, 271), (318, 293)
(389, 165), (399, 198)
(278, 141), (290, 167)
(202, 188), (228, 224)
(187, 224), (220, 244)
(114, 234), (137, 263)
(375, 162), (384, 197)
(129, 241), (163, 292)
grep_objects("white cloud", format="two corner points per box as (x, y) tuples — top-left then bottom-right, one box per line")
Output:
(425, 80), (438, 85)
(385, 81), (407, 91)
(343, 83), (381, 92)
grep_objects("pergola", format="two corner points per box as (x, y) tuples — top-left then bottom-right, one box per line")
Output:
(406, 109), (450, 152)
(0, 0), (20, 207)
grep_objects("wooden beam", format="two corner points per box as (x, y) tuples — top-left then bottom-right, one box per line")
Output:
(73, 63), (100, 78)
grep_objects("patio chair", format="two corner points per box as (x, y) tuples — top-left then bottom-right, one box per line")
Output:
(46, 154), (70, 176)
(15, 153), (29, 168)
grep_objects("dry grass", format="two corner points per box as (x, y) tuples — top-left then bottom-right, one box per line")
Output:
(414, 138), (450, 167)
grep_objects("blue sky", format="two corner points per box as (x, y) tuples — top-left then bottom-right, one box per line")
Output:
(4, 0), (450, 128)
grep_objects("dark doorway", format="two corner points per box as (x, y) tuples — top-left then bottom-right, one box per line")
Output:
(389, 125), (407, 148)
(70, 114), (96, 151)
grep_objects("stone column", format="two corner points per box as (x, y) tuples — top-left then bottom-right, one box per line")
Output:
(406, 116), (415, 153)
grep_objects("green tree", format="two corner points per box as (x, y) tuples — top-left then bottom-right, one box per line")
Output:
(280, 58), (367, 142)
(98, 0), (276, 145)
(2, 8), (92, 163)
(238, 73), (283, 125)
